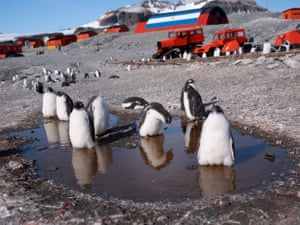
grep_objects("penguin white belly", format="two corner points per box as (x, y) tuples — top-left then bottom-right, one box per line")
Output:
(92, 98), (109, 135)
(42, 92), (56, 118)
(69, 110), (94, 149)
(56, 96), (69, 121)
(183, 92), (194, 120)
(197, 114), (233, 166)
(139, 116), (163, 137)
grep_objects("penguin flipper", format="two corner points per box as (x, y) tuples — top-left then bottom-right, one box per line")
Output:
(229, 129), (235, 161)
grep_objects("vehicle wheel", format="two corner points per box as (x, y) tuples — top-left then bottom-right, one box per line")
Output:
(152, 52), (161, 59)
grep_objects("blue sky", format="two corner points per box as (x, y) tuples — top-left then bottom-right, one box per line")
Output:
(0, 0), (299, 34)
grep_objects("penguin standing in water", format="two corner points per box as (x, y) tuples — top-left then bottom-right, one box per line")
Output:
(197, 105), (235, 166)
(69, 101), (95, 149)
(56, 91), (73, 121)
(35, 83), (57, 118)
(86, 95), (110, 137)
(138, 102), (172, 137)
(180, 79), (205, 121)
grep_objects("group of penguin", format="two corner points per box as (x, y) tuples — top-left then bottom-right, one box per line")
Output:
(37, 77), (235, 167)
(122, 78), (235, 167)
(36, 83), (109, 150)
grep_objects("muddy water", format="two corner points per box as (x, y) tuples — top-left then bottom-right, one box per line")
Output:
(12, 116), (291, 202)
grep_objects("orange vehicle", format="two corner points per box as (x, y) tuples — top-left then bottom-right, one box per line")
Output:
(0, 41), (22, 58)
(274, 25), (300, 50)
(152, 27), (204, 59)
(193, 28), (252, 57)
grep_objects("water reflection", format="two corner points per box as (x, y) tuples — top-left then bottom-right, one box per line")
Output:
(197, 166), (236, 197)
(17, 117), (289, 201)
(72, 144), (113, 189)
(95, 144), (113, 174)
(181, 120), (202, 154)
(44, 119), (70, 149)
(139, 135), (173, 170)
(58, 121), (70, 148)
(44, 119), (59, 147)
(72, 148), (98, 189)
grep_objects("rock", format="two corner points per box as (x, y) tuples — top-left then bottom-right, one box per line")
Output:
(8, 160), (23, 171)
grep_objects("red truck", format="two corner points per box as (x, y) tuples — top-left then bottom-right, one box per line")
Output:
(152, 27), (205, 59)
(274, 25), (300, 51)
(193, 28), (253, 57)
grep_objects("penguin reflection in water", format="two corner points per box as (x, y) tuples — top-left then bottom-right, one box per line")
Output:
(138, 102), (172, 137)
(197, 105), (235, 166)
(197, 166), (236, 197)
(139, 135), (173, 170)
(69, 101), (95, 149)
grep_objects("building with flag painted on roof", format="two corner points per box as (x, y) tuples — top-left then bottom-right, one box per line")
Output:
(134, 0), (228, 33)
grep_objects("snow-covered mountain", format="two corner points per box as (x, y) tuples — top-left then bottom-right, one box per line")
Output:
(96, 0), (267, 27)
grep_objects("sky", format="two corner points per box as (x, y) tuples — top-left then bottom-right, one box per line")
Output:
(0, 0), (299, 34)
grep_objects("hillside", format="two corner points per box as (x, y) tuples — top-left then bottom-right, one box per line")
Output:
(97, 0), (267, 27)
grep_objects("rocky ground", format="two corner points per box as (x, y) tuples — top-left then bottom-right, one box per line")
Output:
(0, 12), (299, 224)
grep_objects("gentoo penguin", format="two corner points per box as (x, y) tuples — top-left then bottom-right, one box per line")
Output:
(86, 96), (110, 137)
(69, 101), (95, 149)
(197, 105), (235, 166)
(180, 79), (205, 121)
(138, 102), (172, 137)
(36, 83), (57, 118)
(121, 97), (149, 110)
(56, 91), (73, 121)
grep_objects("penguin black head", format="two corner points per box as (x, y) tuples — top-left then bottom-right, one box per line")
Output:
(35, 81), (44, 94)
(206, 104), (224, 115)
(147, 102), (172, 124)
(47, 87), (54, 93)
(74, 101), (85, 110)
(186, 79), (195, 86)
(56, 91), (63, 97)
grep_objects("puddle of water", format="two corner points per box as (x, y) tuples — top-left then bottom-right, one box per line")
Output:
(10, 116), (291, 202)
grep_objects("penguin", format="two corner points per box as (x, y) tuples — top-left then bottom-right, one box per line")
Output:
(35, 83), (57, 118)
(86, 96), (110, 137)
(69, 101), (95, 149)
(56, 91), (73, 121)
(121, 97), (149, 110)
(180, 79), (205, 121)
(197, 105), (235, 166)
(138, 102), (172, 137)
(94, 70), (101, 78)
(42, 87), (57, 118)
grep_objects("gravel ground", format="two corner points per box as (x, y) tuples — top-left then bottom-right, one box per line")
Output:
(0, 12), (299, 224)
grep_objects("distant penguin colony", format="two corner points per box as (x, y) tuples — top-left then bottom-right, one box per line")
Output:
(197, 105), (235, 166)
(138, 102), (172, 137)
(69, 101), (95, 149)
(181, 79), (205, 121)
(86, 96), (110, 137)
